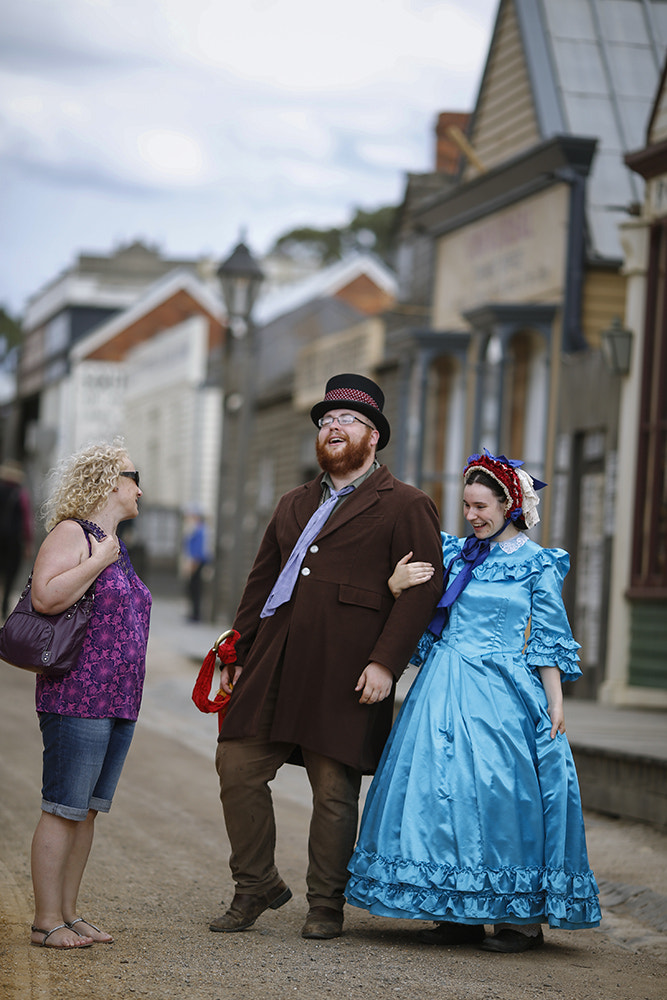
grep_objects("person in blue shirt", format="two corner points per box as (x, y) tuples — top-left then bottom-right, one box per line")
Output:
(183, 506), (210, 622)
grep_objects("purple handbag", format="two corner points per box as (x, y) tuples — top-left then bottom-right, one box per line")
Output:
(0, 522), (96, 678)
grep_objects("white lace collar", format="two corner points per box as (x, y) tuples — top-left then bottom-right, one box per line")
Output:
(491, 533), (528, 554)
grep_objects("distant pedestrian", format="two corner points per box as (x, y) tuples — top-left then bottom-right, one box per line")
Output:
(29, 441), (151, 949)
(346, 449), (601, 952)
(183, 506), (211, 622)
(0, 459), (33, 620)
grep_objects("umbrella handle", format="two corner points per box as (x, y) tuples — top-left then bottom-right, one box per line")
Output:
(214, 628), (236, 653)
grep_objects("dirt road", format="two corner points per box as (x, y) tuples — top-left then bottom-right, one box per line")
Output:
(1, 624), (666, 1000)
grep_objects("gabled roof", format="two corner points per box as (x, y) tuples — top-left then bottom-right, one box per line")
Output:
(70, 268), (223, 362)
(252, 252), (397, 326)
(23, 241), (209, 331)
(468, 0), (667, 259)
(646, 53), (667, 145)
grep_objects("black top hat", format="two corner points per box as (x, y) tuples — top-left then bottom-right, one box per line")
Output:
(310, 373), (390, 450)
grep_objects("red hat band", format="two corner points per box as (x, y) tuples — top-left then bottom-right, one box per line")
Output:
(323, 387), (381, 414)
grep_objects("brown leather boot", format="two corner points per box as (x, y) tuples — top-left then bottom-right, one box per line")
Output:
(301, 906), (344, 939)
(209, 880), (292, 932)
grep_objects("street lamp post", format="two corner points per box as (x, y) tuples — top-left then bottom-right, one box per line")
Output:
(211, 239), (264, 621)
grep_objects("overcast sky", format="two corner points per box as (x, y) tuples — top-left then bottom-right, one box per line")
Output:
(1, 0), (498, 316)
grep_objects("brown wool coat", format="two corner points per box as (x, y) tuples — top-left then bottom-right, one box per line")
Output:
(218, 465), (444, 773)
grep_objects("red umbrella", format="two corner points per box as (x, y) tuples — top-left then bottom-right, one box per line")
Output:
(192, 629), (240, 732)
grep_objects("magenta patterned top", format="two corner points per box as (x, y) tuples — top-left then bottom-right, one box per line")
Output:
(35, 520), (152, 721)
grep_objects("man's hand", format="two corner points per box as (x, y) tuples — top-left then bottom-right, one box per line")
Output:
(355, 661), (393, 704)
(220, 663), (244, 695)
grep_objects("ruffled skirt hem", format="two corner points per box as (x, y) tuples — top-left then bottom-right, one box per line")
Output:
(345, 852), (601, 930)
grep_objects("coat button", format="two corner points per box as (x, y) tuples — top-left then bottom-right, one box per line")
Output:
(309, 544), (319, 553)
(301, 567), (311, 576)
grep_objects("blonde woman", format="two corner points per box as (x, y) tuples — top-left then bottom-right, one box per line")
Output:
(29, 442), (151, 949)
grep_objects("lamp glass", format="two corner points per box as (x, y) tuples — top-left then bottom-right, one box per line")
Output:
(601, 318), (632, 376)
(218, 242), (264, 322)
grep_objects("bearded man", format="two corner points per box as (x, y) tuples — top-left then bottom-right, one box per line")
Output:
(210, 373), (443, 940)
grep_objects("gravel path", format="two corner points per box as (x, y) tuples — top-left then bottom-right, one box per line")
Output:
(1, 631), (666, 1000)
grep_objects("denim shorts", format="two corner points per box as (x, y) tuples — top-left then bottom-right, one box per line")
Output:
(39, 713), (136, 821)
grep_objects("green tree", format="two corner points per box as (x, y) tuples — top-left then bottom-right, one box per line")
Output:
(271, 204), (399, 268)
(0, 306), (22, 356)
(348, 205), (399, 262)
(272, 226), (343, 266)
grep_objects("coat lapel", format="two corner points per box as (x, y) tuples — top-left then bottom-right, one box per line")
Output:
(290, 466), (393, 542)
(315, 465), (393, 541)
(292, 477), (323, 532)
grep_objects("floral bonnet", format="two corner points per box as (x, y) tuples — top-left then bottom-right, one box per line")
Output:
(463, 449), (546, 529)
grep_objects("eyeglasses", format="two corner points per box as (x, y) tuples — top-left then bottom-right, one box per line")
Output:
(120, 470), (140, 488)
(318, 414), (374, 430)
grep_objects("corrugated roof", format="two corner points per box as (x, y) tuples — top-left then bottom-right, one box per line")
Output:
(515, 0), (667, 258)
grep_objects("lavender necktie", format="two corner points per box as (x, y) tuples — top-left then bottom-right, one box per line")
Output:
(260, 484), (355, 618)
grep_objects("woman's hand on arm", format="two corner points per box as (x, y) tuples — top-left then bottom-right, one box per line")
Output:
(538, 665), (565, 738)
(388, 551), (435, 599)
(31, 522), (119, 614)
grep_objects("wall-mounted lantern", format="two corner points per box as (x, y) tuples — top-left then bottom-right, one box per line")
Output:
(601, 316), (633, 376)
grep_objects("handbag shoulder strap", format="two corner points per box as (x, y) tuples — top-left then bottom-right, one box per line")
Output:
(69, 519), (106, 594)
(71, 517), (133, 579)
(70, 517), (104, 554)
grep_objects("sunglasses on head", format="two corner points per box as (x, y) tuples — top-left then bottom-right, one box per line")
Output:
(120, 470), (140, 488)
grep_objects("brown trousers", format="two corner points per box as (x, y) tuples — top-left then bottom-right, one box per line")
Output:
(215, 681), (362, 912)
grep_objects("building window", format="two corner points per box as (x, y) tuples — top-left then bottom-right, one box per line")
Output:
(422, 357), (454, 516)
(44, 312), (70, 357)
(504, 330), (548, 473)
(421, 355), (466, 530)
(631, 219), (667, 596)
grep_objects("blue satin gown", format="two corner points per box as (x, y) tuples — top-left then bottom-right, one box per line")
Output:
(346, 533), (601, 929)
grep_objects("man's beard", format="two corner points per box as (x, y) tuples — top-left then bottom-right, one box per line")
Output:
(316, 429), (374, 477)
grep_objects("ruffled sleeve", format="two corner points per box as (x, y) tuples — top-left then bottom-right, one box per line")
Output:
(410, 628), (437, 668)
(525, 547), (581, 682)
(439, 531), (464, 567)
(409, 533), (462, 667)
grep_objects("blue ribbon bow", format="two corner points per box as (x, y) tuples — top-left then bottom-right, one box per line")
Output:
(427, 519), (510, 636)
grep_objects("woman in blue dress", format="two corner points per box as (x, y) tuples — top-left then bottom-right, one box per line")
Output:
(345, 450), (601, 953)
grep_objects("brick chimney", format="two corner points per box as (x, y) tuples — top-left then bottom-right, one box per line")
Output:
(435, 111), (471, 174)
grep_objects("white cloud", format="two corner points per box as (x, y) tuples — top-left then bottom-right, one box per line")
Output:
(357, 140), (426, 170)
(135, 129), (208, 184)
(0, 0), (498, 313)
